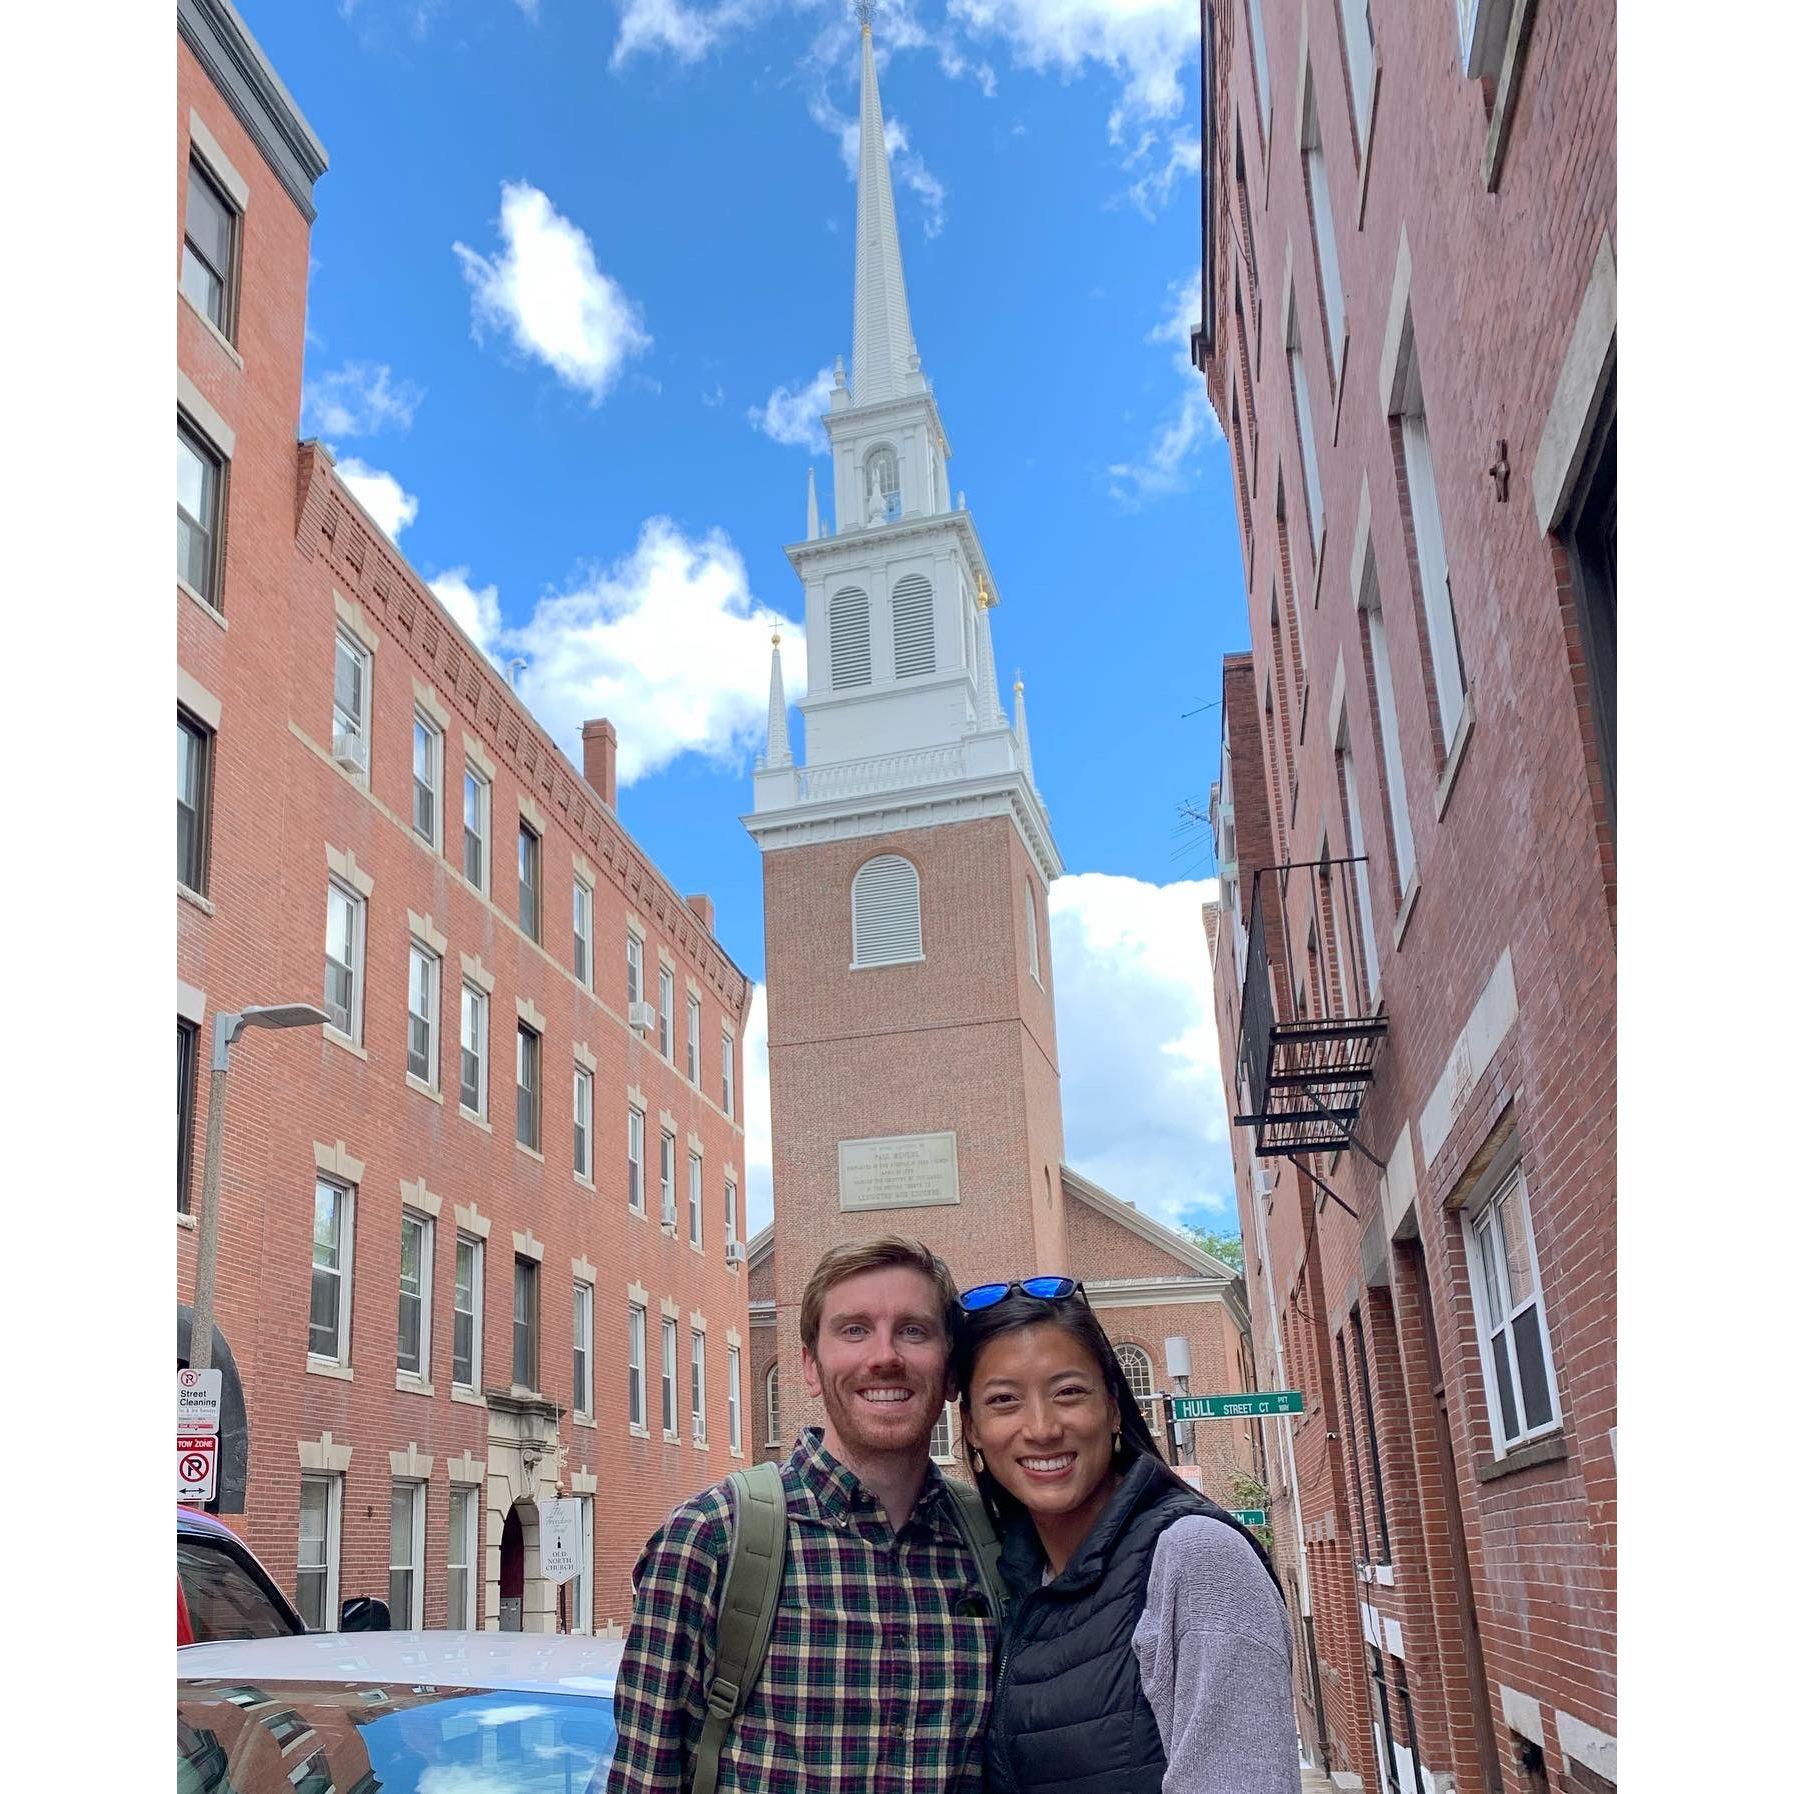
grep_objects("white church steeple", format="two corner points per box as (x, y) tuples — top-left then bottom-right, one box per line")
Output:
(851, 5), (922, 407)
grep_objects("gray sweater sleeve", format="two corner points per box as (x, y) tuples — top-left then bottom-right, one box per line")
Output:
(1131, 1516), (1303, 1794)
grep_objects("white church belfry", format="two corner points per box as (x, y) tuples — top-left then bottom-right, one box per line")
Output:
(750, 8), (1052, 871)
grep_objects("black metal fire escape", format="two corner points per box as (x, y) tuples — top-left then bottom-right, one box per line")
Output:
(1232, 859), (1388, 1160)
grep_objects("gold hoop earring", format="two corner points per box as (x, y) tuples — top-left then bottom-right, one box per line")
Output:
(1112, 1431), (1122, 1455)
(972, 1448), (985, 1473)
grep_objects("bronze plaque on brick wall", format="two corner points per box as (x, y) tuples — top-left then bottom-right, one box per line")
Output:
(837, 1132), (960, 1212)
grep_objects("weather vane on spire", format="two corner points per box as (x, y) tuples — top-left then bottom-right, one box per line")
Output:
(856, 0), (876, 34)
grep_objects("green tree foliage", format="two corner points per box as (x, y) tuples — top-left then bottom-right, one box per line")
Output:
(1180, 1226), (1244, 1272)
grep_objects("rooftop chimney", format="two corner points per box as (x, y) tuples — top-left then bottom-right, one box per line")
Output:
(686, 894), (715, 934)
(581, 719), (618, 808)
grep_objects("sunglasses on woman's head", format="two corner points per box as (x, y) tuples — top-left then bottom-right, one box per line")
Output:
(959, 1276), (1087, 1312)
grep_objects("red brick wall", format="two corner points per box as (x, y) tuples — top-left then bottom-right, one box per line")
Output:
(1202, 1), (1616, 1788)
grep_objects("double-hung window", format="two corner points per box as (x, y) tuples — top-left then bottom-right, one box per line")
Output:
(658, 967), (675, 1058)
(453, 1235), (483, 1389)
(691, 1331), (708, 1444)
(721, 1032), (736, 1120)
(518, 824), (542, 942)
(1466, 1166), (1561, 1451)
(447, 1486), (479, 1628)
(463, 764), (489, 890)
(407, 943), (439, 1087)
(724, 1177), (739, 1255)
(572, 1282), (593, 1419)
(661, 1316), (678, 1435)
(627, 1107), (645, 1212)
(516, 1023), (541, 1152)
(1287, 313), (1325, 556)
(412, 714), (441, 846)
(323, 881), (364, 1041)
(728, 1345), (742, 1454)
(1358, 556), (1417, 893)
(628, 1303), (647, 1430)
(296, 1475), (341, 1630)
(573, 880), (593, 988)
(388, 1482), (425, 1628)
(625, 934), (644, 1007)
(512, 1255), (539, 1391)
(177, 709), (213, 894)
(177, 1018), (199, 1212)
(1302, 82), (1346, 379)
(686, 994), (701, 1084)
(331, 628), (371, 776)
(688, 1150), (703, 1248)
(460, 983), (488, 1117)
(182, 158), (238, 334)
(309, 1178), (353, 1364)
(1341, 0), (1376, 146)
(573, 1064), (593, 1181)
(397, 1210), (433, 1379)
(659, 1130), (677, 1228)
(177, 421), (224, 606)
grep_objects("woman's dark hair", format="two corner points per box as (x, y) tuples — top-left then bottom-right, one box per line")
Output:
(953, 1291), (1165, 1525)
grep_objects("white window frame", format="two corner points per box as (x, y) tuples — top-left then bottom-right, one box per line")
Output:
(516, 1023), (542, 1153)
(452, 1234), (483, 1391)
(691, 1329), (708, 1444)
(850, 854), (924, 969)
(721, 1032), (736, 1119)
(296, 1473), (342, 1631)
(1115, 1343), (1160, 1433)
(397, 1209), (434, 1380)
(627, 1106), (646, 1212)
(460, 982), (489, 1118)
(407, 941), (440, 1089)
(1359, 556), (1417, 893)
(929, 1404), (955, 1464)
(661, 1315), (679, 1437)
(660, 1129), (677, 1228)
(568, 1495), (594, 1634)
(447, 1484), (479, 1629)
(686, 993), (701, 1085)
(724, 1176), (739, 1252)
(573, 1280), (594, 1420)
(412, 711), (442, 847)
(1457, 0), (1516, 81)
(389, 1480), (426, 1629)
(1287, 314), (1325, 555)
(324, 880), (365, 1043)
(1302, 78), (1346, 378)
(573, 1063), (593, 1182)
(309, 1178), (354, 1366)
(1245, 0), (1272, 139)
(182, 154), (239, 338)
(728, 1344), (743, 1454)
(512, 1254), (539, 1392)
(628, 1303), (648, 1431)
(1336, 728), (1382, 1001)
(658, 966), (675, 1058)
(573, 878), (594, 989)
(765, 1364), (781, 1448)
(1341, 0), (1376, 145)
(1463, 1164), (1562, 1455)
(177, 418), (226, 608)
(688, 1150), (704, 1249)
(463, 762), (490, 892)
(332, 626), (372, 777)
(517, 822), (543, 943)
(1025, 880), (1042, 984)
(625, 932), (644, 1006)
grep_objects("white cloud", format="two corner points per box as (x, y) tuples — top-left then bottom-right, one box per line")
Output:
(1124, 129), (1200, 218)
(1107, 264), (1221, 506)
(429, 567), (505, 662)
(610, 0), (760, 67)
(743, 984), (773, 1236)
(1050, 872), (1238, 1235)
(749, 366), (834, 454)
(303, 361), (423, 438)
(812, 96), (948, 239)
(500, 516), (806, 786)
(948, 0), (1200, 128)
(336, 457), (419, 541)
(453, 182), (651, 404)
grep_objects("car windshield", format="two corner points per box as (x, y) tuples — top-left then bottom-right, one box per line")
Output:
(178, 1678), (616, 1794)
(177, 1538), (297, 1642)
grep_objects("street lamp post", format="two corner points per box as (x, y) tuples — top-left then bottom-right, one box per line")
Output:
(188, 1004), (328, 1375)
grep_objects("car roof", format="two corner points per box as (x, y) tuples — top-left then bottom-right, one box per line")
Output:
(177, 1629), (626, 1696)
(177, 1506), (241, 1541)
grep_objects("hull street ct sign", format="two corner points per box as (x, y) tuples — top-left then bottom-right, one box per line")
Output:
(1166, 1390), (1305, 1421)
(177, 1367), (223, 1503)
(1230, 1508), (1270, 1527)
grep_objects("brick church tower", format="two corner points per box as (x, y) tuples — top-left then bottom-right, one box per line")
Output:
(743, 11), (1070, 1441)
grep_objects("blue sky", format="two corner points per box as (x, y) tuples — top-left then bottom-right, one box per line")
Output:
(246, 0), (1250, 1242)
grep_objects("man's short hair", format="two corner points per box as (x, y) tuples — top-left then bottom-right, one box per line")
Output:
(799, 1235), (959, 1355)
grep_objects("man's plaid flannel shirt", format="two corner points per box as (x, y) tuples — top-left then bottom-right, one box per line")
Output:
(605, 1427), (997, 1793)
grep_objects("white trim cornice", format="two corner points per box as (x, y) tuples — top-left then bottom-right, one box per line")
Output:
(787, 507), (997, 606)
(1086, 1277), (1231, 1309)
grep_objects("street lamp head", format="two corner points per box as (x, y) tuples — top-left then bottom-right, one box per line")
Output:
(240, 1003), (330, 1031)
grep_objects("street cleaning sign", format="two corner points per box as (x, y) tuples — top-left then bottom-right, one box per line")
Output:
(177, 1368), (223, 1503)
(1167, 1390), (1304, 1421)
(539, 1498), (584, 1586)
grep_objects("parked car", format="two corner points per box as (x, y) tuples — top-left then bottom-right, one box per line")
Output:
(177, 1507), (304, 1644)
(177, 1631), (622, 1793)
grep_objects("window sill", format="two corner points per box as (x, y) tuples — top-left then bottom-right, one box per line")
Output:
(396, 1373), (435, 1398)
(663, 1429), (680, 1444)
(509, 1383), (543, 1403)
(1391, 875), (1422, 952)
(458, 1105), (492, 1134)
(693, 1438), (710, 1453)
(515, 1140), (546, 1165)
(176, 1211), (198, 1232)
(630, 1424), (650, 1440)
(323, 1026), (368, 1062)
(574, 1173), (595, 1192)
(178, 580), (228, 630)
(1433, 692), (1477, 821)
(572, 1411), (594, 1428)
(177, 883), (215, 916)
(450, 1386), (487, 1408)
(179, 288), (246, 368)
(849, 954), (926, 972)
(406, 1074), (443, 1105)
(306, 1358), (354, 1382)
(627, 1203), (647, 1221)
(689, 1243), (704, 1257)
(1476, 1428), (1568, 1484)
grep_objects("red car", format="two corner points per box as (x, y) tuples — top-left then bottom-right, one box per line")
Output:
(177, 1507), (305, 1644)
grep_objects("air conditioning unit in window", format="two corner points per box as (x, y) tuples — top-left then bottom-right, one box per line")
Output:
(332, 729), (367, 775)
(661, 1213), (678, 1237)
(1252, 1164), (1276, 1200)
(629, 1002), (656, 1035)
(724, 1242), (745, 1266)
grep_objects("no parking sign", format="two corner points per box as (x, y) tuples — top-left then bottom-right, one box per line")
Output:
(177, 1368), (222, 1504)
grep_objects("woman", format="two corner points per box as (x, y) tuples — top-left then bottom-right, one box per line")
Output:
(956, 1276), (1301, 1794)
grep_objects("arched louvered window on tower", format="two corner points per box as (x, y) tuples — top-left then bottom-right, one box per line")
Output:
(830, 586), (871, 690)
(851, 854), (923, 968)
(891, 574), (936, 679)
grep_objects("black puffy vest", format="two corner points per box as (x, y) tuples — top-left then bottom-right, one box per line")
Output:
(982, 1453), (1278, 1794)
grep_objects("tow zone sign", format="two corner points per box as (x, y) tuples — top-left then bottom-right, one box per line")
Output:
(178, 1368), (222, 1504)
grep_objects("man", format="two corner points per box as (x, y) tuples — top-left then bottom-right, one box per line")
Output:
(605, 1236), (997, 1793)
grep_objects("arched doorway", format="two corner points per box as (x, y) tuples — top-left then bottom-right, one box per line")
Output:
(499, 1505), (525, 1631)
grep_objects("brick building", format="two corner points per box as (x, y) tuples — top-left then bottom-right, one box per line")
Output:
(176, 0), (751, 1634)
(1195, 2), (1615, 1791)
(742, 18), (1255, 1481)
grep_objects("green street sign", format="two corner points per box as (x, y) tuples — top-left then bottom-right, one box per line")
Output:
(1167, 1390), (1304, 1420)
(1231, 1509), (1269, 1527)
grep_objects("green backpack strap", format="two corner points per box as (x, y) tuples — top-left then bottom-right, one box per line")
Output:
(689, 1462), (787, 1794)
(941, 1477), (1008, 1626)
